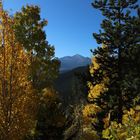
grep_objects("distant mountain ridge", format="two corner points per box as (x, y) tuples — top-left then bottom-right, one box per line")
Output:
(59, 54), (91, 72)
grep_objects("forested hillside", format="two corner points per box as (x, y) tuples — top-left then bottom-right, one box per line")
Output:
(55, 66), (90, 106)
(0, 0), (140, 140)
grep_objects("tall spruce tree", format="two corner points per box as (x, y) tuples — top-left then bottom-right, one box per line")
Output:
(87, 0), (140, 136)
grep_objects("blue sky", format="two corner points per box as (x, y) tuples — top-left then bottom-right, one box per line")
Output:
(3, 0), (103, 58)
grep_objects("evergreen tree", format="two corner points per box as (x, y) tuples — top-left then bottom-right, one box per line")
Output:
(86, 0), (140, 136)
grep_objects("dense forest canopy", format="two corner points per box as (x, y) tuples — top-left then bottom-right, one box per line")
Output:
(0, 0), (140, 140)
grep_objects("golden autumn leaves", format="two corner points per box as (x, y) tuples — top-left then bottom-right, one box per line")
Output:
(0, 7), (37, 140)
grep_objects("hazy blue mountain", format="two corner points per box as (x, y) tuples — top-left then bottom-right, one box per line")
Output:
(59, 54), (91, 72)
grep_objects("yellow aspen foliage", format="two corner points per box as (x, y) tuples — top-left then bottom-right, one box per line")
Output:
(83, 104), (101, 119)
(88, 82), (108, 101)
(102, 106), (140, 140)
(83, 44), (112, 138)
(81, 104), (101, 140)
(87, 44), (110, 103)
(122, 106), (140, 124)
(90, 57), (100, 75)
(82, 104), (101, 131)
(0, 8), (37, 140)
(87, 44), (109, 107)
